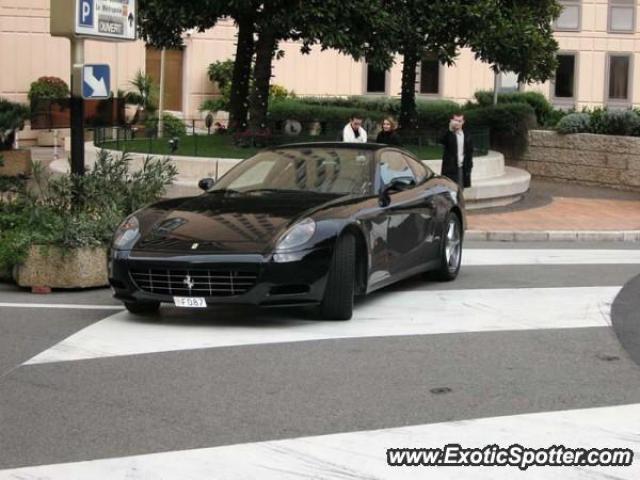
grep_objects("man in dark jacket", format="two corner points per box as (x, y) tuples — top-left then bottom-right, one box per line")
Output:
(439, 114), (473, 189)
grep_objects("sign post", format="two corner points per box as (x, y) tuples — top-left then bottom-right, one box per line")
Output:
(50, 0), (137, 175)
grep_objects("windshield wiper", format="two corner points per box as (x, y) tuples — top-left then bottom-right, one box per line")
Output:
(208, 188), (244, 195)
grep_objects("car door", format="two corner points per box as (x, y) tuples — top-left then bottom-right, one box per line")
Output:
(378, 150), (436, 277)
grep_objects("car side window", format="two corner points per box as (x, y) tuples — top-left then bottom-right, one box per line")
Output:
(404, 155), (433, 183)
(378, 151), (417, 190)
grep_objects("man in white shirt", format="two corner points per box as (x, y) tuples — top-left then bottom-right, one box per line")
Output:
(439, 114), (474, 190)
(342, 115), (368, 143)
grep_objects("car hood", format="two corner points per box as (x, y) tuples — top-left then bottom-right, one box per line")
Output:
(134, 192), (344, 254)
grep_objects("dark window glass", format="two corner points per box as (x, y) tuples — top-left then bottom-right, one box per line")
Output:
(366, 65), (386, 93)
(609, 56), (630, 100)
(420, 54), (440, 94)
(555, 55), (576, 98)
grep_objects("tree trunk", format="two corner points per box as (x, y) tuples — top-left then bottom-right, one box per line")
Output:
(228, 16), (255, 132)
(248, 29), (277, 132)
(399, 44), (419, 131)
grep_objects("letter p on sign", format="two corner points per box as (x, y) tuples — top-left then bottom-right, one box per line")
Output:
(79, 0), (94, 27)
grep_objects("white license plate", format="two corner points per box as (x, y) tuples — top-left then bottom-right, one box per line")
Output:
(174, 297), (207, 308)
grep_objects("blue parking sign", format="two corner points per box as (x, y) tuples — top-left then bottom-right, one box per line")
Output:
(82, 64), (110, 99)
(79, 0), (94, 28)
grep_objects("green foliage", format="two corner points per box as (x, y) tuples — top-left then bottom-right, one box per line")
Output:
(145, 113), (187, 138)
(128, 70), (158, 113)
(27, 77), (69, 107)
(0, 98), (29, 150)
(0, 152), (177, 271)
(207, 60), (235, 90)
(267, 99), (385, 125)
(269, 84), (295, 100)
(555, 109), (640, 136)
(464, 103), (537, 157)
(556, 113), (591, 134)
(473, 90), (555, 127)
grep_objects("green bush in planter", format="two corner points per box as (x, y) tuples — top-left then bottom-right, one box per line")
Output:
(588, 108), (640, 136)
(145, 113), (187, 138)
(27, 77), (70, 108)
(0, 151), (177, 272)
(556, 113), (592, 134)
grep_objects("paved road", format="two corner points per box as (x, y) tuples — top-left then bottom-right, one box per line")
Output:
(0, 242), (639, 479)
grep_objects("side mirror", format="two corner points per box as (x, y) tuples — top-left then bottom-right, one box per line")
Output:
(198, 177), (215, 191)
(378, 178), (415, 206)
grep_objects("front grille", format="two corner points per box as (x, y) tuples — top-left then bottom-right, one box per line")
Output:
(130, 268), (259, 297)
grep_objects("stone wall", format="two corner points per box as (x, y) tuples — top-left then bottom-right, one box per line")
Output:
(511, 130), (640, 192)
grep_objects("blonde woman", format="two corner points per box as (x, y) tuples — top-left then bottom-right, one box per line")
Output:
(376, 118), (401, 146)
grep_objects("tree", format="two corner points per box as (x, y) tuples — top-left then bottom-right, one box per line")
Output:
(138, 0), (256, 130)
(246, 0), (396, 131)
(384, 0), (561, 130)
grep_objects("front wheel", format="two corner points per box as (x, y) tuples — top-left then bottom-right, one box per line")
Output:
(318, 233), (356, 321)
(434, 212), (463, 281)
(124, 301), (161, 315)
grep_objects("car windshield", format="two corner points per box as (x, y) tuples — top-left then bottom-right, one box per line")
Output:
(211, 147), (375, 195)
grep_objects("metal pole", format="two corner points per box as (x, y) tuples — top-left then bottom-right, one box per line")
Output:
(157, 47), (166, 138)
(70, 38), (85, 175)
(493, 69), (500, 106)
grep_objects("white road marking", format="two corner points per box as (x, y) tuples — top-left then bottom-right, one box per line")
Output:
(1, 403), (638, 479)
(0, 303), (123, 311)
(463, 249), (640, 266)
(24, 286), (619, 365)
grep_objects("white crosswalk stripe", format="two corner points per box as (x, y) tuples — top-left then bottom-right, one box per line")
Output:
(3, 248), (640, 479)
(1, 403), (639, 479)
(24, 286), (619, 365)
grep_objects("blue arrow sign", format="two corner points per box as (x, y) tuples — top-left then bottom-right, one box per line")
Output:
(82, 64), (110, 99)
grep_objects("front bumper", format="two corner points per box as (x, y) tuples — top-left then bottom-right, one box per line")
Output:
(109, 247), (333, 307)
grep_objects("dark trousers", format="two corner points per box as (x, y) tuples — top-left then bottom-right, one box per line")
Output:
(457, 168), (464, 190)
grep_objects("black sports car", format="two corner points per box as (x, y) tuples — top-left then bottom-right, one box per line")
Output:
(109, 142), (465, 320)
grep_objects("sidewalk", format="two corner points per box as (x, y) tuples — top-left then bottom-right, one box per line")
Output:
(467, 179), (640, 241)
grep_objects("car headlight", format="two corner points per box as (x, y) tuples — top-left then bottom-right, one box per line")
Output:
(112, 216), (140, 249)
(276, 218), (316, 251)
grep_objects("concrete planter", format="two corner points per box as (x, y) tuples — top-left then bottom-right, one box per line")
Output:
(0, 149), (32, 176)
(13, 245), (109, 289)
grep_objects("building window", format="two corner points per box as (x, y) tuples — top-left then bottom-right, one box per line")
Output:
(554, 1), (581, 31)
(609, 0), (636, 33)
(607, 54), (632, 104)
(419, 53), (440, 95)
(366, 65), (387, 94)
(554, 54), (576, 99)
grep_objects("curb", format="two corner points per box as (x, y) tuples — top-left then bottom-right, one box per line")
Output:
(466, 230), (640, 243)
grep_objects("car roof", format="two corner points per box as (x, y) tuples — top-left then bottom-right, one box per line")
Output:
(268, 142), (389, 152)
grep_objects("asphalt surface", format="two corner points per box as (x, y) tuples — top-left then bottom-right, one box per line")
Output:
(1, 241), (639, 475)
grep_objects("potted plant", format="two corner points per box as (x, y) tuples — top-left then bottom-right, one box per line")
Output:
(28, 76), (70, 147)
(0, 97), (31, 177)
(0, 151), (177, 290)
(123, 71), (158, 134)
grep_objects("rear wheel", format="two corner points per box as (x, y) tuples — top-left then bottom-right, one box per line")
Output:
(434, 212), (463, 281)
(318, 233), (356, 321)
(124, 301), (161, 315)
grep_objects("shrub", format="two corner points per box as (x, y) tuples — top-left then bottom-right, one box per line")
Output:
(145, 113), (187, 138)
(267, 99), (385, 127)
(415, 100), (461, 131)
(127, 70), (158, 114)
(473, 90), (554, 127)
(589, 108), (640, 136)
(0, 98), (29, 150)
(464, 103), (537, 157)
(27, 77), (69, 107)
(0, 151), (177, 271)
(556, 113), (591, 134)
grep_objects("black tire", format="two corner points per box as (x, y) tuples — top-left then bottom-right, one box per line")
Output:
(318, 233), (356, 321)
(434, 212), (463, 281)
(124, 301), (161, 315)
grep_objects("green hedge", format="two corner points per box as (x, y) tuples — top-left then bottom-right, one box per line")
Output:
(556, 109), (640, 136)
(473, 90), (556, 127)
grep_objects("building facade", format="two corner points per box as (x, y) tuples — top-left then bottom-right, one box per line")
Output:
(1, 0), (639, 128)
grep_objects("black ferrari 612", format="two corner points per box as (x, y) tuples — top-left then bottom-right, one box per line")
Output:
(109, 143), (465, 320)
